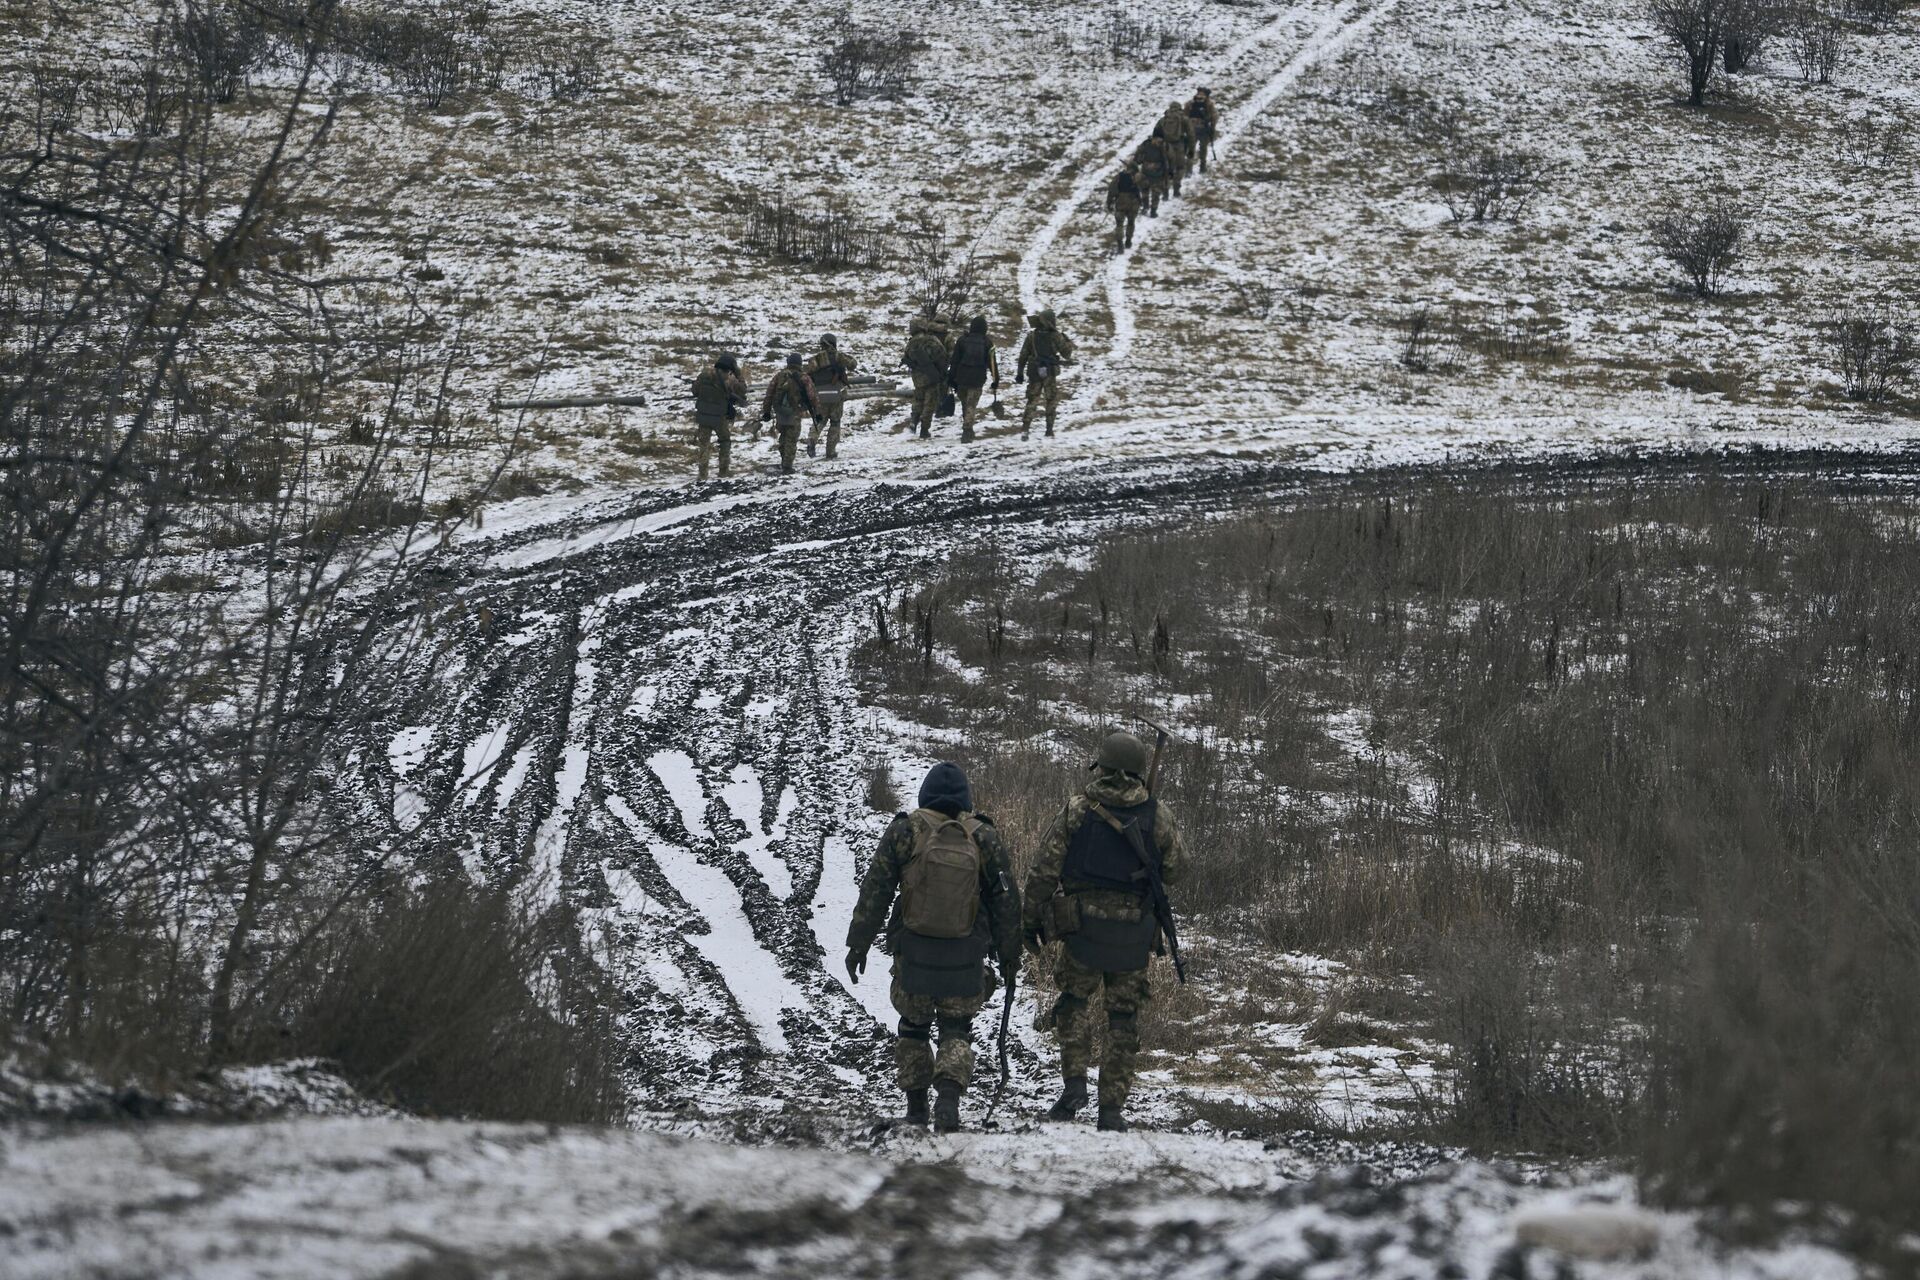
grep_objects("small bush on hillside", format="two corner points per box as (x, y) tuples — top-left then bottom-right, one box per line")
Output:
(260, 879), (624, 1123)
(170, 0), (272, 103)
(1786, 1), (1850, 82)
(821, 21), (923, 106)
(1836, 112), (1905, 170)
(740, 195), (893, 269)
(1436, 142), (1549, 224)
(1829, 301), (1915, 401)
(1648, 0), (1741, 105)
(1650, 201), (1745, 296)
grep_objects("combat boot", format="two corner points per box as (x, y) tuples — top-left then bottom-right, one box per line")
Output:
(933, 1080), (962, 1133)
(1097, 1104), (1128, 1133)
(1047, 1076), (1088, 1121)
(903, 1088), (930, 1128)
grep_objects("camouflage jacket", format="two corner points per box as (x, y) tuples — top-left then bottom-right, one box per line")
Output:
(1157, 107), (1195, 152)
(1014, 320), (1073, 383)
(847, 811), (1022, 968)
(760, 369), (821, 424)
(1106, 169), (1143, 210)
(1022, 772), (1188, 933)
(804, 348), (858, 390)
(1187, 94), (1219, 136)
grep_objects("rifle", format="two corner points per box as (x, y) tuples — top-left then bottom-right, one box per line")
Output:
(1089, 800), (1186, 985)
(986, 962), (1016, 1122)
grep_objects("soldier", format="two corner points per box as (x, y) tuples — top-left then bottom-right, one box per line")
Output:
(1187, 87), (1219, 174)
(1155, 100), (1196, 196)
(1022, 730), (1188, 1132)
(946, 316), (999, 443)
(759, 352), (822, 475)
(1014, 309), (1074, 439)
(903, 317), (950, 439)
(803, 334), (857, 460)
(1105, 162), (1143, 254)
(845, 762), (1022, 1133)
(1131, 135), (1170, 218)
(689, 352), (747, 483)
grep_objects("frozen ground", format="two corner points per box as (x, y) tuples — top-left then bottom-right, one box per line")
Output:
(0, 1115), (1864, 1279)
(4, 0), (1916, 1273)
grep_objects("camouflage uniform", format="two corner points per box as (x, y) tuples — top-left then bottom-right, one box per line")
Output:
(760, 363), (822, 475)
(903, 320), (949, 439)
(1022, 769), (1188, 1113)
(946, 316), (998, 443)
(1015, 310), (1073, 438)
(690, 360), (747, 482)
(1132, 138), (1170, 217)
(1155, 103), (1196, 196)
(1105, 166), (1143, 253)
(846, 788), (1021, 1101)
(803, 337), (857, 459)
(1187, 89), (1219, 174)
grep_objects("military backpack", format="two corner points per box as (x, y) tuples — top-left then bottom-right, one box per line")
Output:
(1032, 326), (1073, 369)
(906, 332), (947, 379)
(900, 809), (984, 938)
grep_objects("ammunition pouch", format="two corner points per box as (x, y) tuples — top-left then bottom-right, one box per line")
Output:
(1044, 894), (1082, 942)
(1063, 907), (1156, 974)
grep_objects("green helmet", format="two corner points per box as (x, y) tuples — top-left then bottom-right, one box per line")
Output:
(1092, 729), (1148, 776)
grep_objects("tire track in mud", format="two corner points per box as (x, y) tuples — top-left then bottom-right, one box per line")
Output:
(346, 353), (1920, 1113)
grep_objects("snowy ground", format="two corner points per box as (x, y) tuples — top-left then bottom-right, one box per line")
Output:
(0, 1115), (1864, 1279)
(4, 1), (1917, 1273)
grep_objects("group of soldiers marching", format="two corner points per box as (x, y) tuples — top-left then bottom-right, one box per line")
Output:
(685, 308), (1080, 483)
(686, 86), (1221, 484)
(846, 731), (1185, 1134)
(1106, 88), (1219, 253)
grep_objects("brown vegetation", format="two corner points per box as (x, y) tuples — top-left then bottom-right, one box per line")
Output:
(863, 466), (1920, 1239)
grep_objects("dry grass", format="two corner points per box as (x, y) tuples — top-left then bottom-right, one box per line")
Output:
(865, 464), (1920, 1237)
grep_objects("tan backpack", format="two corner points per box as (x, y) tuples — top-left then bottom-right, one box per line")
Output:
(900, 809), (984, 938)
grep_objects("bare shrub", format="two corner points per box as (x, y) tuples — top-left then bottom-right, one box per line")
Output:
(821, 21), (923, 106)
(1103, 9), (1197, 63)
(1399, 306), (1462, 372)
(525, 34), (607, 102)
(1829, 301), (1915, 401)
(1785, 1), (1850, 80)
(1648, 0), (1743, 104)
(903, 216), (978, 323)
(170, 0), (271, 103)
(1650, 201), (1745, 296)
(1843, 0), (1901, 29)
(1228, 280), (1279, 320)
(258, 879), (623, 1123)
(1836, 112), (1906, 170)
(740, 194), (892, 269)
(1437, 142), (1550, 224)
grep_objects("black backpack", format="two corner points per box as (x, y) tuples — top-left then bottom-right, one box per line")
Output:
(950, 333), (991, 388)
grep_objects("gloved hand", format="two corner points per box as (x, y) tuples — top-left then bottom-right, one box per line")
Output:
(845, 946), (868, 983)
(1022, 925), (1043, 955)
(1001, 950), (1022, 984)
(991, 380), (1000, 394)
(760, 410), (771, 423)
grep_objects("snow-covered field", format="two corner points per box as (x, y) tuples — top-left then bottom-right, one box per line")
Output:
(5, 0), (1917, 1272)
(0, 1115), (1864, 1279)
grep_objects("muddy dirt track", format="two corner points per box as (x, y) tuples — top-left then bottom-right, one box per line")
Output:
(342, 445), (1920, 1120)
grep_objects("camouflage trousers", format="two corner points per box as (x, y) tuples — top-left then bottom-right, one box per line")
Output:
(807, 391), (844, 458)
(910, 377), (942, 436)
(695, 417), (732, 481)
(1194, 133), (1213, 174)
(891, 972), (986, 1091)
(1049, 947), (1151, 1108)
(1022, 376), (1060, 436)
(1111, 203), (1137, 252)
(772, 419), (803, 473)
(956, 386), (988, 440)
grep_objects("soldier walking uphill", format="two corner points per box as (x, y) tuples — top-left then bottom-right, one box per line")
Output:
(946, 316), (999, 443)
(1155, 100), (1196, 197)
(803, 334), (857, 460)
(902, 317), (950, 439)
(1023, 731), (1188, 1132)
(760, 353), (823, 475)
(1186, 87), (1219, 174)
(690, 353), (747, 483)
(1105, 162), (1143, 254)
(1131, 135), (1171, 218)
(1015, 309), (1075, 438)
(846, 763), (1022, 1133)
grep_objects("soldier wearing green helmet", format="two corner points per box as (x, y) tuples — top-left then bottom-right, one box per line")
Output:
(1022, 728), (1189, 1131)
